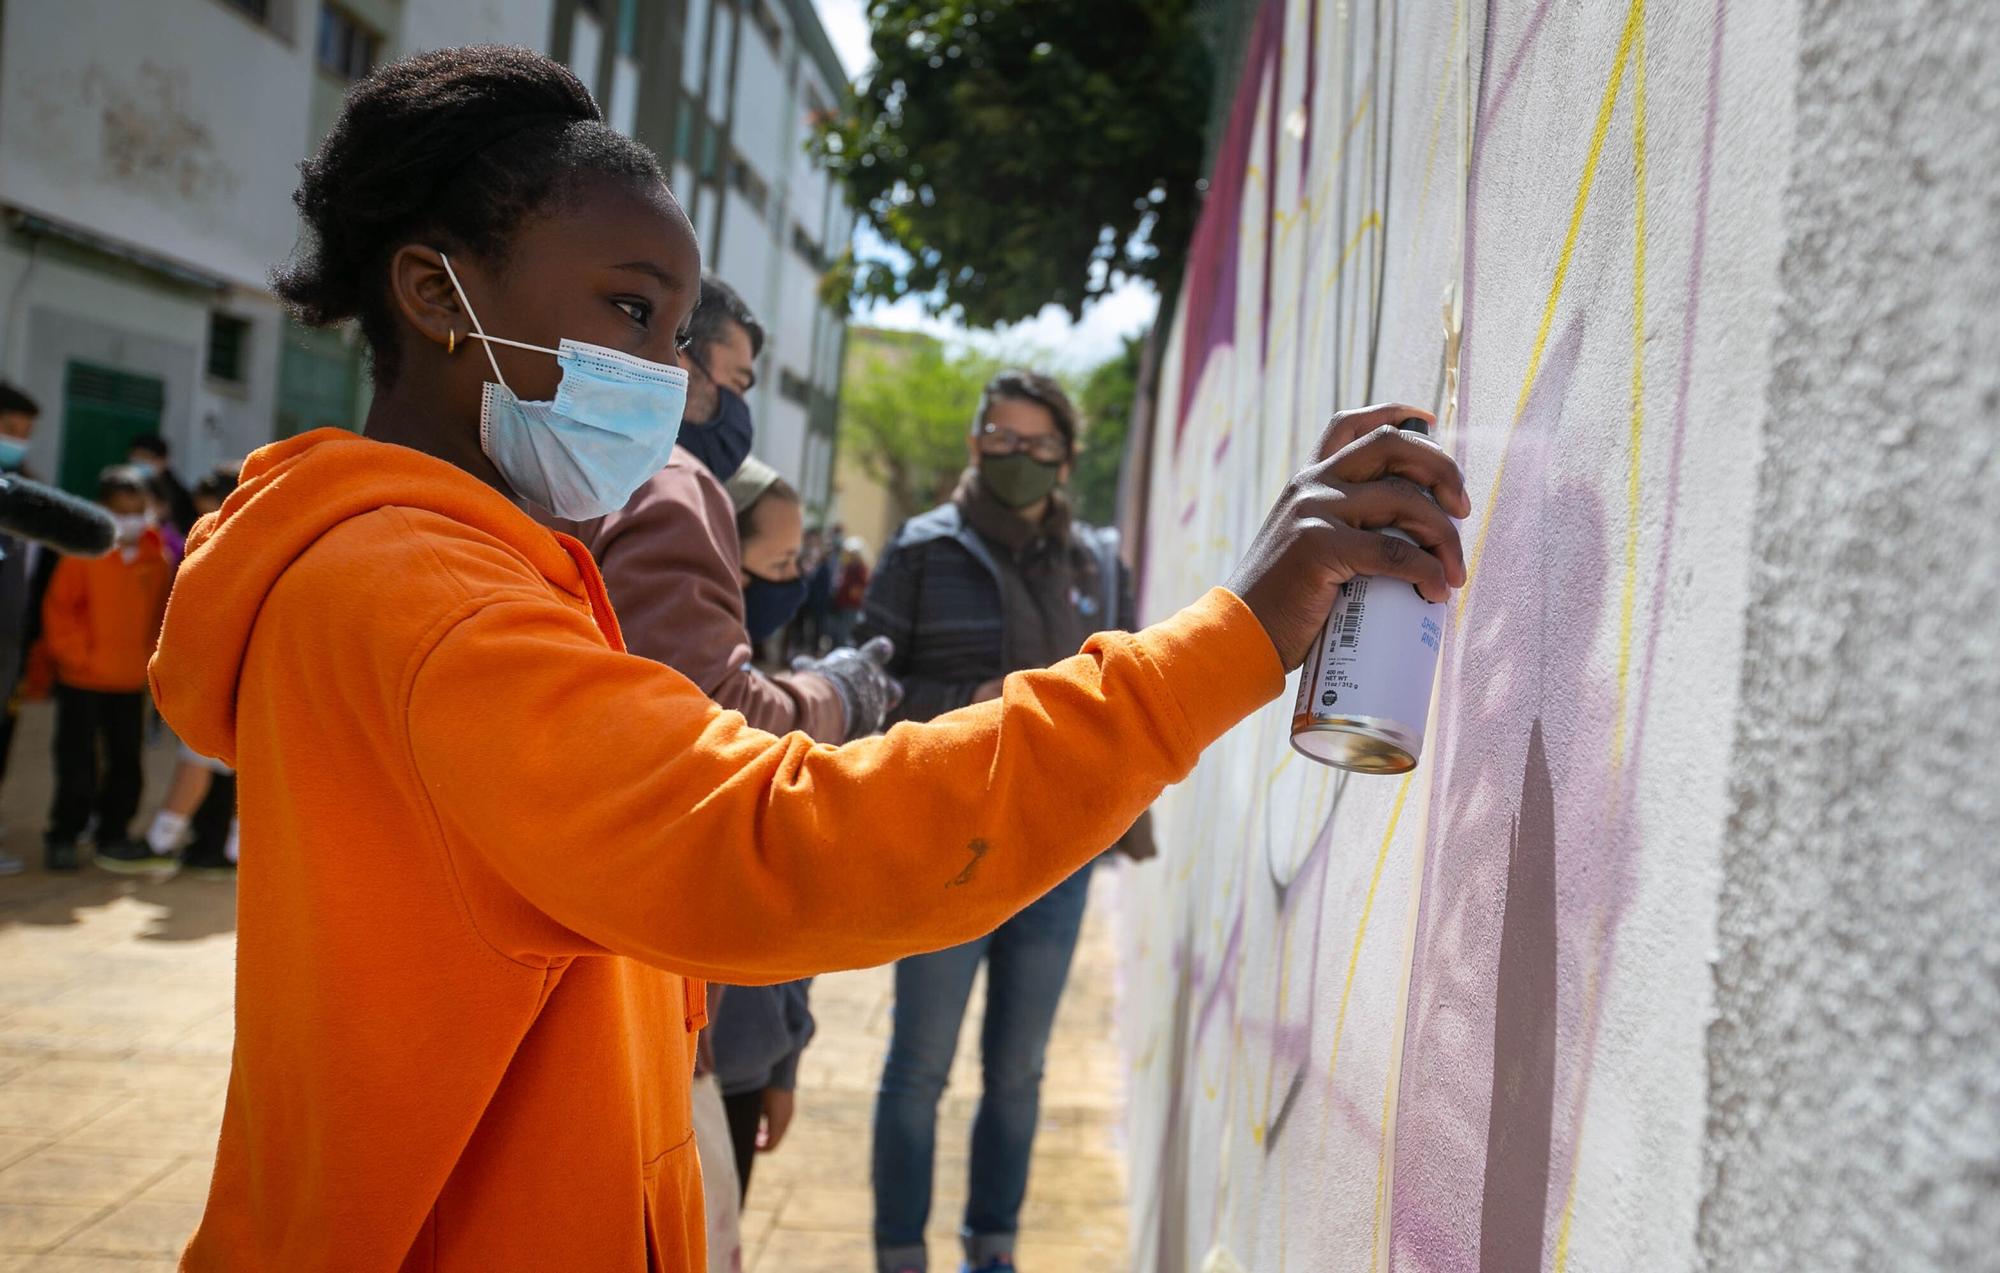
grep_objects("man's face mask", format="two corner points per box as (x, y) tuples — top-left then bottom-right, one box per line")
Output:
(680, 376), (755, 482)
(0, 437), (28, 472)
(442, 252), (689, 521)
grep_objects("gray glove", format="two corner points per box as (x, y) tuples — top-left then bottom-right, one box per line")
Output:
(795, 636), (902, 739)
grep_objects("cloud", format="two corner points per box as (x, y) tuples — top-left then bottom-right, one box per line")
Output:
(812, 0), (872, 79)
(859, 280), (1160, 371)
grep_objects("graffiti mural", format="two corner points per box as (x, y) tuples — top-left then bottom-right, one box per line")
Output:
(1120, 1), (1795, 1269)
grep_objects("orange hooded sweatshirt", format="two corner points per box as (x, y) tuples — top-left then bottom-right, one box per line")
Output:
(150, 429), (1283, 1272)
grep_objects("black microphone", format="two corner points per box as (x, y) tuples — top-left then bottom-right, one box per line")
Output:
(0, 474), (118, 556)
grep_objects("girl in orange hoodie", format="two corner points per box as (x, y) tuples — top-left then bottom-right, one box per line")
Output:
(147, 47), (1469, 1272)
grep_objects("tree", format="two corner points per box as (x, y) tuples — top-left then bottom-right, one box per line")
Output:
(1071, 333), (1143, 526)
(814, 1), (1213, 328)
(840, 330), (1001, 520)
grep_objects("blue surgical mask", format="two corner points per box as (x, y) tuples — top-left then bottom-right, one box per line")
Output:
(680, 384), (755, 481)
(742, 571), (808, 643)
(0, 438), (26, 471)
(442, 253), (688, 521)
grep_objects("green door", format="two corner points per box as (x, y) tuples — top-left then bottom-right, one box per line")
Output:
(275, 321), (364, 438)
(59, 362), (165, 496)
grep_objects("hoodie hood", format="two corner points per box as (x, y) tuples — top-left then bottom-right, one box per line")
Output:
(151, 429), (587, 767)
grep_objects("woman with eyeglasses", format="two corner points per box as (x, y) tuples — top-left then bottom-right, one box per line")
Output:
(856, 369), (1154, 1273)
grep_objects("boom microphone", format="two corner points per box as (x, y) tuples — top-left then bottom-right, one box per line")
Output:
(0, 475), (118, 556)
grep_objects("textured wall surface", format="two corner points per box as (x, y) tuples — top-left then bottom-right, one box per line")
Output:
(0, 0), (313, 291)
(1118, 0), (1995, 1269)
(1698, 2), (2000, 1269)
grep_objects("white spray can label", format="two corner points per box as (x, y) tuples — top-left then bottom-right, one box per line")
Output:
(1289, 417), (1447, 773)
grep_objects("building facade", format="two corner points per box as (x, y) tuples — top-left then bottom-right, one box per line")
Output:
(0, 0), (852, 509)
(548, 0), (852, 511)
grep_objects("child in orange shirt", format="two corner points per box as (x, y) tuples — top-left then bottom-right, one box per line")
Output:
(148, 47), (1467, 1271)
(42, 465), (172, 872)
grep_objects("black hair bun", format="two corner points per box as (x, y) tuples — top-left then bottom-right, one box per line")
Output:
(274, 45), (659, 382)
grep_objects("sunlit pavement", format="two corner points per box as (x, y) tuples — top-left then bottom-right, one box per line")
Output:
(0, 703), (1130, 1270)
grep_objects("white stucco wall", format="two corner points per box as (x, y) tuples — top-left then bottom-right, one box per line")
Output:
(1697, 1), (2000, 1268)
(1117, 0), (1994, 1269)
(399, 0), (554, 55)
(0, 0), (312, 292)
(730, 22), (787, 187)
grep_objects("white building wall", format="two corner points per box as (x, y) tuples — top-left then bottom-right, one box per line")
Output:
(0, 0), (312, 293)
(730, 28), (786, 186)
(1122, 2), (1999, 1271)
(716, 190), (774, 320)
(705, 9), (734, 122)
(773, 255), (816, 385)
(758, 395), (808, 489)
(400, 0), (554, 54)
(682, 0), (711, 94)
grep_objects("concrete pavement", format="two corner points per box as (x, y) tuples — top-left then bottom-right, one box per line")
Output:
(0, 702), (1130, 1270)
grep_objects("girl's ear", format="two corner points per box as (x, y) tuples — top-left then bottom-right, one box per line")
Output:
(387, 245), (463, 353)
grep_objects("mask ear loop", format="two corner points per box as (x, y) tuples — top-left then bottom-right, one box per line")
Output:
(439, 251), (561, 392)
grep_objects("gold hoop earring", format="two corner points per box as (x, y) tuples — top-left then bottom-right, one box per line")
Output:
(447, 329), (457, 356)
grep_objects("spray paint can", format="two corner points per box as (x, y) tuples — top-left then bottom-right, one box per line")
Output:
(1290, 418), (1447, 774)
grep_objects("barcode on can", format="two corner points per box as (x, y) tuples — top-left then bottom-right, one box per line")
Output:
(1337, 581), (1367, 648)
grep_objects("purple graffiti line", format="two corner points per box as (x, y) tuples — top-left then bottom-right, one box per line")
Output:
(1477, 719), (1558, 1273)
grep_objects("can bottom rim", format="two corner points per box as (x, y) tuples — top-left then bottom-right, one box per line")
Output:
(1291, 714), (1421, 774)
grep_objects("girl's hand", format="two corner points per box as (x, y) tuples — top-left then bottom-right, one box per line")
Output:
(1226, 404), (1470, 670)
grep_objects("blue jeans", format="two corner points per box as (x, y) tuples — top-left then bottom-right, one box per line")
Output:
(872, 862), (1096, 1268)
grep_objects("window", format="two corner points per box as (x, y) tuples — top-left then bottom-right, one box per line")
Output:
(316, 5), (380, 82)
(699, 124), (721, 179)
(746, 0), (783, 56)
(791, 223), (824, 270)
(616, 0), (641, 56)
(730, 157), (770, 218)
(207, 313), (251, 384)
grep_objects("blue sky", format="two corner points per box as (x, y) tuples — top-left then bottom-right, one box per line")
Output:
(809, 0), (1160, 370)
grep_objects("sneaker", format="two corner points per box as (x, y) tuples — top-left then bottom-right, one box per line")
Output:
(180, 856), (236, 881)
(962, 1261), (1014, 1273)
(43, 837), (79, 872)
(94, 839), (174, 876)
(146, 810), (190, 857)
(0, 850), (23, 876)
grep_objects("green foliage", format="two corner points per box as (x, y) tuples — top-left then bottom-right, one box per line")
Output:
(813, 1), (1213, 327)
(1071, 333), (1143, 526)
(840, 332), (1001, 519)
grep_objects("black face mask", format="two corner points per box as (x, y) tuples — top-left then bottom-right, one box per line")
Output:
(681, 385), (755, 482)
(979, 452), (1064, 510)
(742, 571), (808, 643)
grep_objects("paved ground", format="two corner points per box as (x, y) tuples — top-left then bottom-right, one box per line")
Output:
(0, 703), (1130, 1271)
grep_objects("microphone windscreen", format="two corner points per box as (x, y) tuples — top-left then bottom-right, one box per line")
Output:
(0, 476), (118, 556)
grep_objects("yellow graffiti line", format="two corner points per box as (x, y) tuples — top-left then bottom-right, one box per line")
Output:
(1549, 917), (1611, 1273)
(1327, 772), (1414, 1084)
(1367, 1014), (1399, 1272)
(1406, 0), (1467, 281)
(1322, 210), (1384, 292)
(1456, 0), (1648, 620)
(1367, 761), (1436, 1271)
(1612, 4), (1648, 770)
(1551, 25), (1649, 1273)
